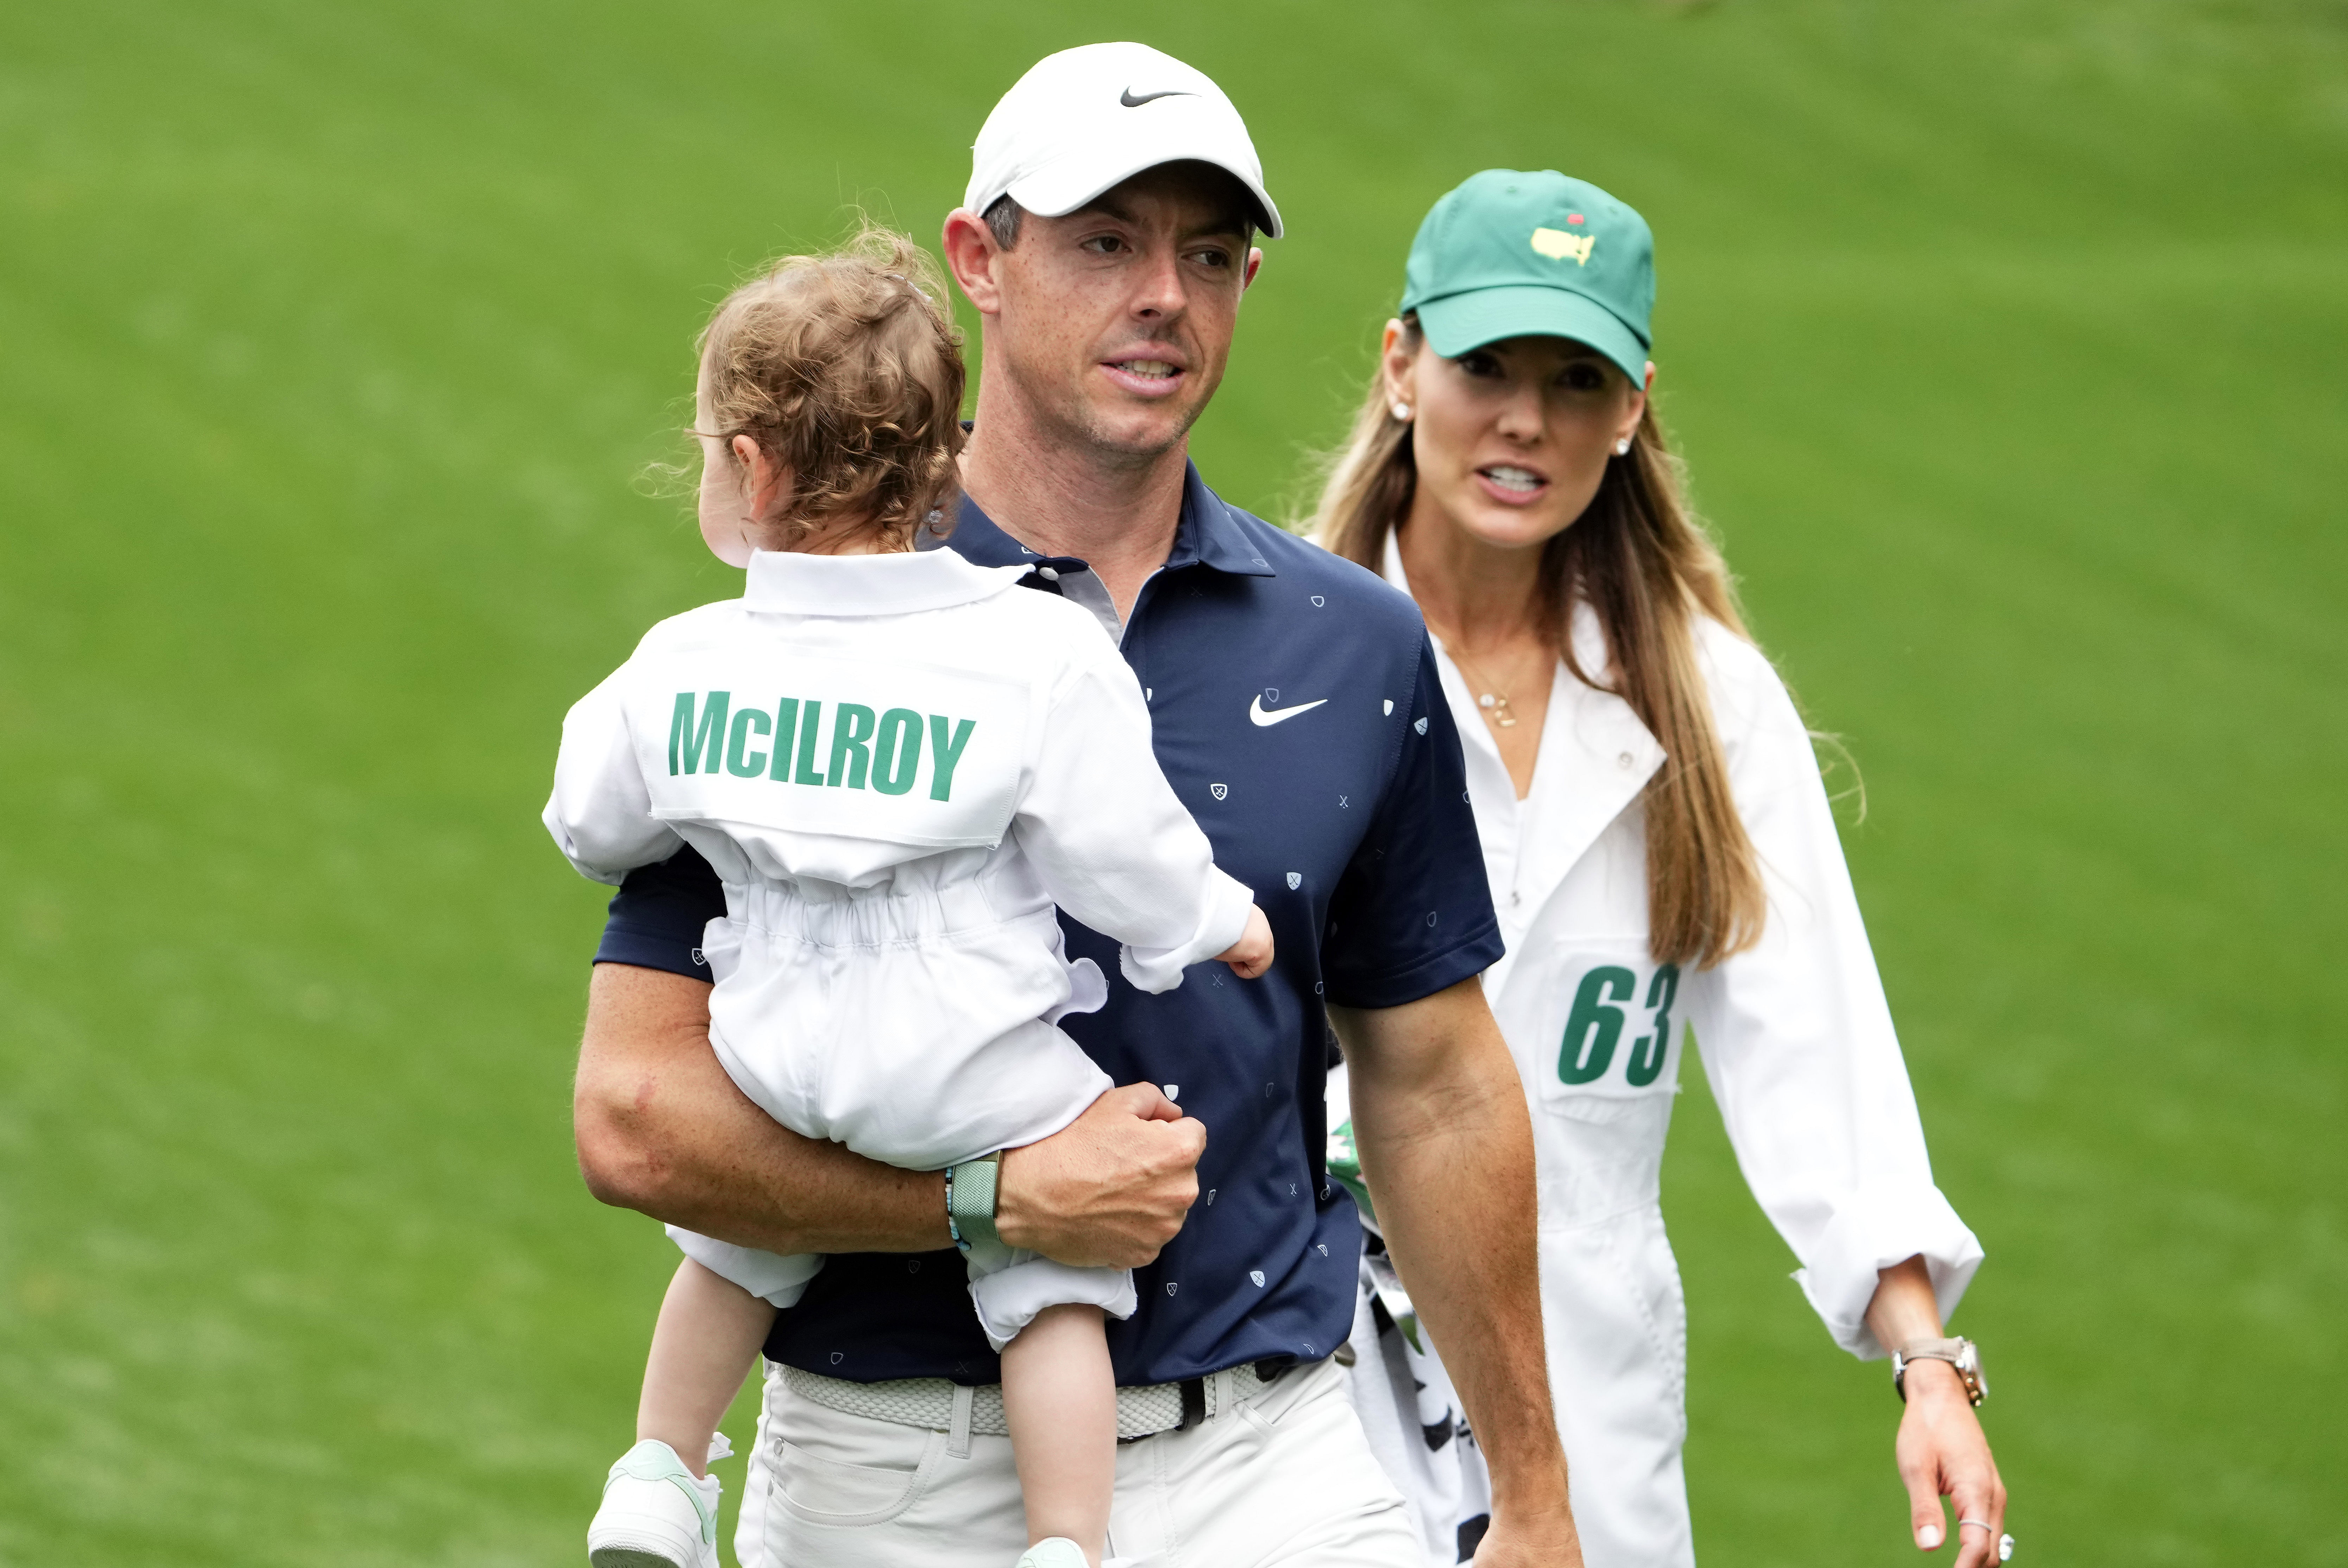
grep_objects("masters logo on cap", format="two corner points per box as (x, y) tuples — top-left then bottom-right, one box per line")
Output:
(1399, 169), (1653, 382)
(964, 43), (1283, 238)
(1528, 226), (1595, 265)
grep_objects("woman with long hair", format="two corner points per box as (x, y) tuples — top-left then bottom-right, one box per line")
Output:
(1316, 171), (2011, 1566)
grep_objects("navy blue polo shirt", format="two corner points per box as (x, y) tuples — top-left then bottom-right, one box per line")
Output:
(593, 462), (1501, 1387)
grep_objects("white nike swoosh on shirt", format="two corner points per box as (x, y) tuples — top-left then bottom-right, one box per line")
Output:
(1249, 695), (1329, 727)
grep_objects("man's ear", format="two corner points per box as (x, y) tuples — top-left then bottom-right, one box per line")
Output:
(941, 209), (1004, 315)
(1241, 246), (1263, 291)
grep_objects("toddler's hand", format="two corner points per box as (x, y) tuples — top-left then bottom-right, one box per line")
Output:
(1218, 906), (1274, 979)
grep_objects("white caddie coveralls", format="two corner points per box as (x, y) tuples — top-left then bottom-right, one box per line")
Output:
(1334, 541), (1985, 1566)
(545, 547), (1252, 1347)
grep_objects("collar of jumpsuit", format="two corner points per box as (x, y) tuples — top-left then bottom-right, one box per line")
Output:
(743, 544), (1032, 617)
(736, 461), (1504, 1388)
(1381, 530), (1663, 984)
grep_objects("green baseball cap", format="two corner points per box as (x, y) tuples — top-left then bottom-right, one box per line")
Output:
(1399, 169), (1654, 384)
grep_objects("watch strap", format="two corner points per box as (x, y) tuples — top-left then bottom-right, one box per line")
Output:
(1892, 1336), (1986, 1406)
(945, 1152), (1002, 1254)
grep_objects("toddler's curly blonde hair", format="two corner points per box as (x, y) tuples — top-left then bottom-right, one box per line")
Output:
(698, 226), (965, 549)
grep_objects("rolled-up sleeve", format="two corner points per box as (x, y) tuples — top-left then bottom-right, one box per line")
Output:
(1686, 649), (1982, 1359)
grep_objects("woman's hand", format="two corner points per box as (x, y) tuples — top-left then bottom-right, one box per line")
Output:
(1864, 1256), (2009, 1564)
(1895, 1360), (2007, 1564)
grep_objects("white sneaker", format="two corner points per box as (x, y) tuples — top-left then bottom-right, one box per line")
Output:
(587, 1439), (721, 1568)
(1014, 1540), (1091, 1568)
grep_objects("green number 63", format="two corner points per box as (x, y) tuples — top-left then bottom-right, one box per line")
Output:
(1559, 963), (1680, 1088)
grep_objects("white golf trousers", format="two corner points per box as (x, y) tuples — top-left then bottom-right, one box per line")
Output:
(733, 1354), (1423, 1568)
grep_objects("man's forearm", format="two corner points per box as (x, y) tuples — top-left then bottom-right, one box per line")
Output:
(1337, 982), (1575, 1533)
(576, 963), (947, 1255)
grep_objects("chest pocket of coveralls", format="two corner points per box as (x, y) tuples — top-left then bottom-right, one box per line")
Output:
(1553, 955), (1682, 1094)
(1529, 945), (1684, 1223)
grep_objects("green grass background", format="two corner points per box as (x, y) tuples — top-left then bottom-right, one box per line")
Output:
(3, 1), (2343, 1562)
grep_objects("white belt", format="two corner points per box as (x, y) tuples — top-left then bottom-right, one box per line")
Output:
(783, 1360), (1278, 1444)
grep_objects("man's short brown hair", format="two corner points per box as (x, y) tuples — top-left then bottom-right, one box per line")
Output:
(699, 227), (965, 549)
(980, 163), (1259, 253)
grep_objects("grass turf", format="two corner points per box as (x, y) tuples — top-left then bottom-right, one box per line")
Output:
(1, 1), (2342, 1562)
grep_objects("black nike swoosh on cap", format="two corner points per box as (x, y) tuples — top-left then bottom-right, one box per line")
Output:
(1119, 88), (1196, 107)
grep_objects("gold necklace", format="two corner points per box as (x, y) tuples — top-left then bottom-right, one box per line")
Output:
(1425, 622), (1519, 728)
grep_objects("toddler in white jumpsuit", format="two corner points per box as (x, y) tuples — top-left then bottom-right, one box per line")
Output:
(543, 230), (1270, 1568)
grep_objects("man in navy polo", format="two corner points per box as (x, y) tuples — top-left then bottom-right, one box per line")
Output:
(571, 43), (1584, 1568)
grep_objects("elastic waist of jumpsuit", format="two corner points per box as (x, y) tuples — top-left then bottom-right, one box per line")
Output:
(730, 875), (1029, 949)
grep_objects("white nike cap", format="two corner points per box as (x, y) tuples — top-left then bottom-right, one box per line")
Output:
(963, 42), (1283, 240)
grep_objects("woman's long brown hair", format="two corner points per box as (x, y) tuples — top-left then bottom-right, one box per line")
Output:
(1312, 318), (1767, 968)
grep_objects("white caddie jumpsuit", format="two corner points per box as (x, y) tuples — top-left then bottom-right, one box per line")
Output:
(1337, 540), (1984, 1566)
(545, 547), (1252, 1347)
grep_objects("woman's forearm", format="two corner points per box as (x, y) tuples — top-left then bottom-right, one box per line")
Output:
(1864, 1254), (1944, 1349)
(1865, 1254), (2008, 1560)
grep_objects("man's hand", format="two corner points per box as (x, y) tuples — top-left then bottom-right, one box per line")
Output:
(996, 1083), (1204, 1268)
(1896, 1361), (2006, 1565)
(1470, 1501), (1585, 1567)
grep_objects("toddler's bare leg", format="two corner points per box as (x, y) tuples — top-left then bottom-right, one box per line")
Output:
(638, 1257), (776, 1478)
(999, 1302), (1116, 1567)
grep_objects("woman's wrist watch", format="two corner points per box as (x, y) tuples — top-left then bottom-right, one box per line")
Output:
(945, 1152), (1002, 1253)
(1892, 1336), (1987, 1406)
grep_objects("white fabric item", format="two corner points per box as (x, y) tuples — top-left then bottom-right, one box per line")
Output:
(968, 1249), (1140, 1351)
(666, 1228), (827, 1308)
(964, 42), (1283, 238)
(546, 547), (1252, 1328)
(732, 1355), (1419, 1568)
(1337, 1257), (1485, 1566)
(1336, 539), (1985, 1564)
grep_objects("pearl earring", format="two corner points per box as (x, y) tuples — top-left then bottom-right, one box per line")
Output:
(1614, 437), (1632, 456)
(1392, 402), (1412, 422)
